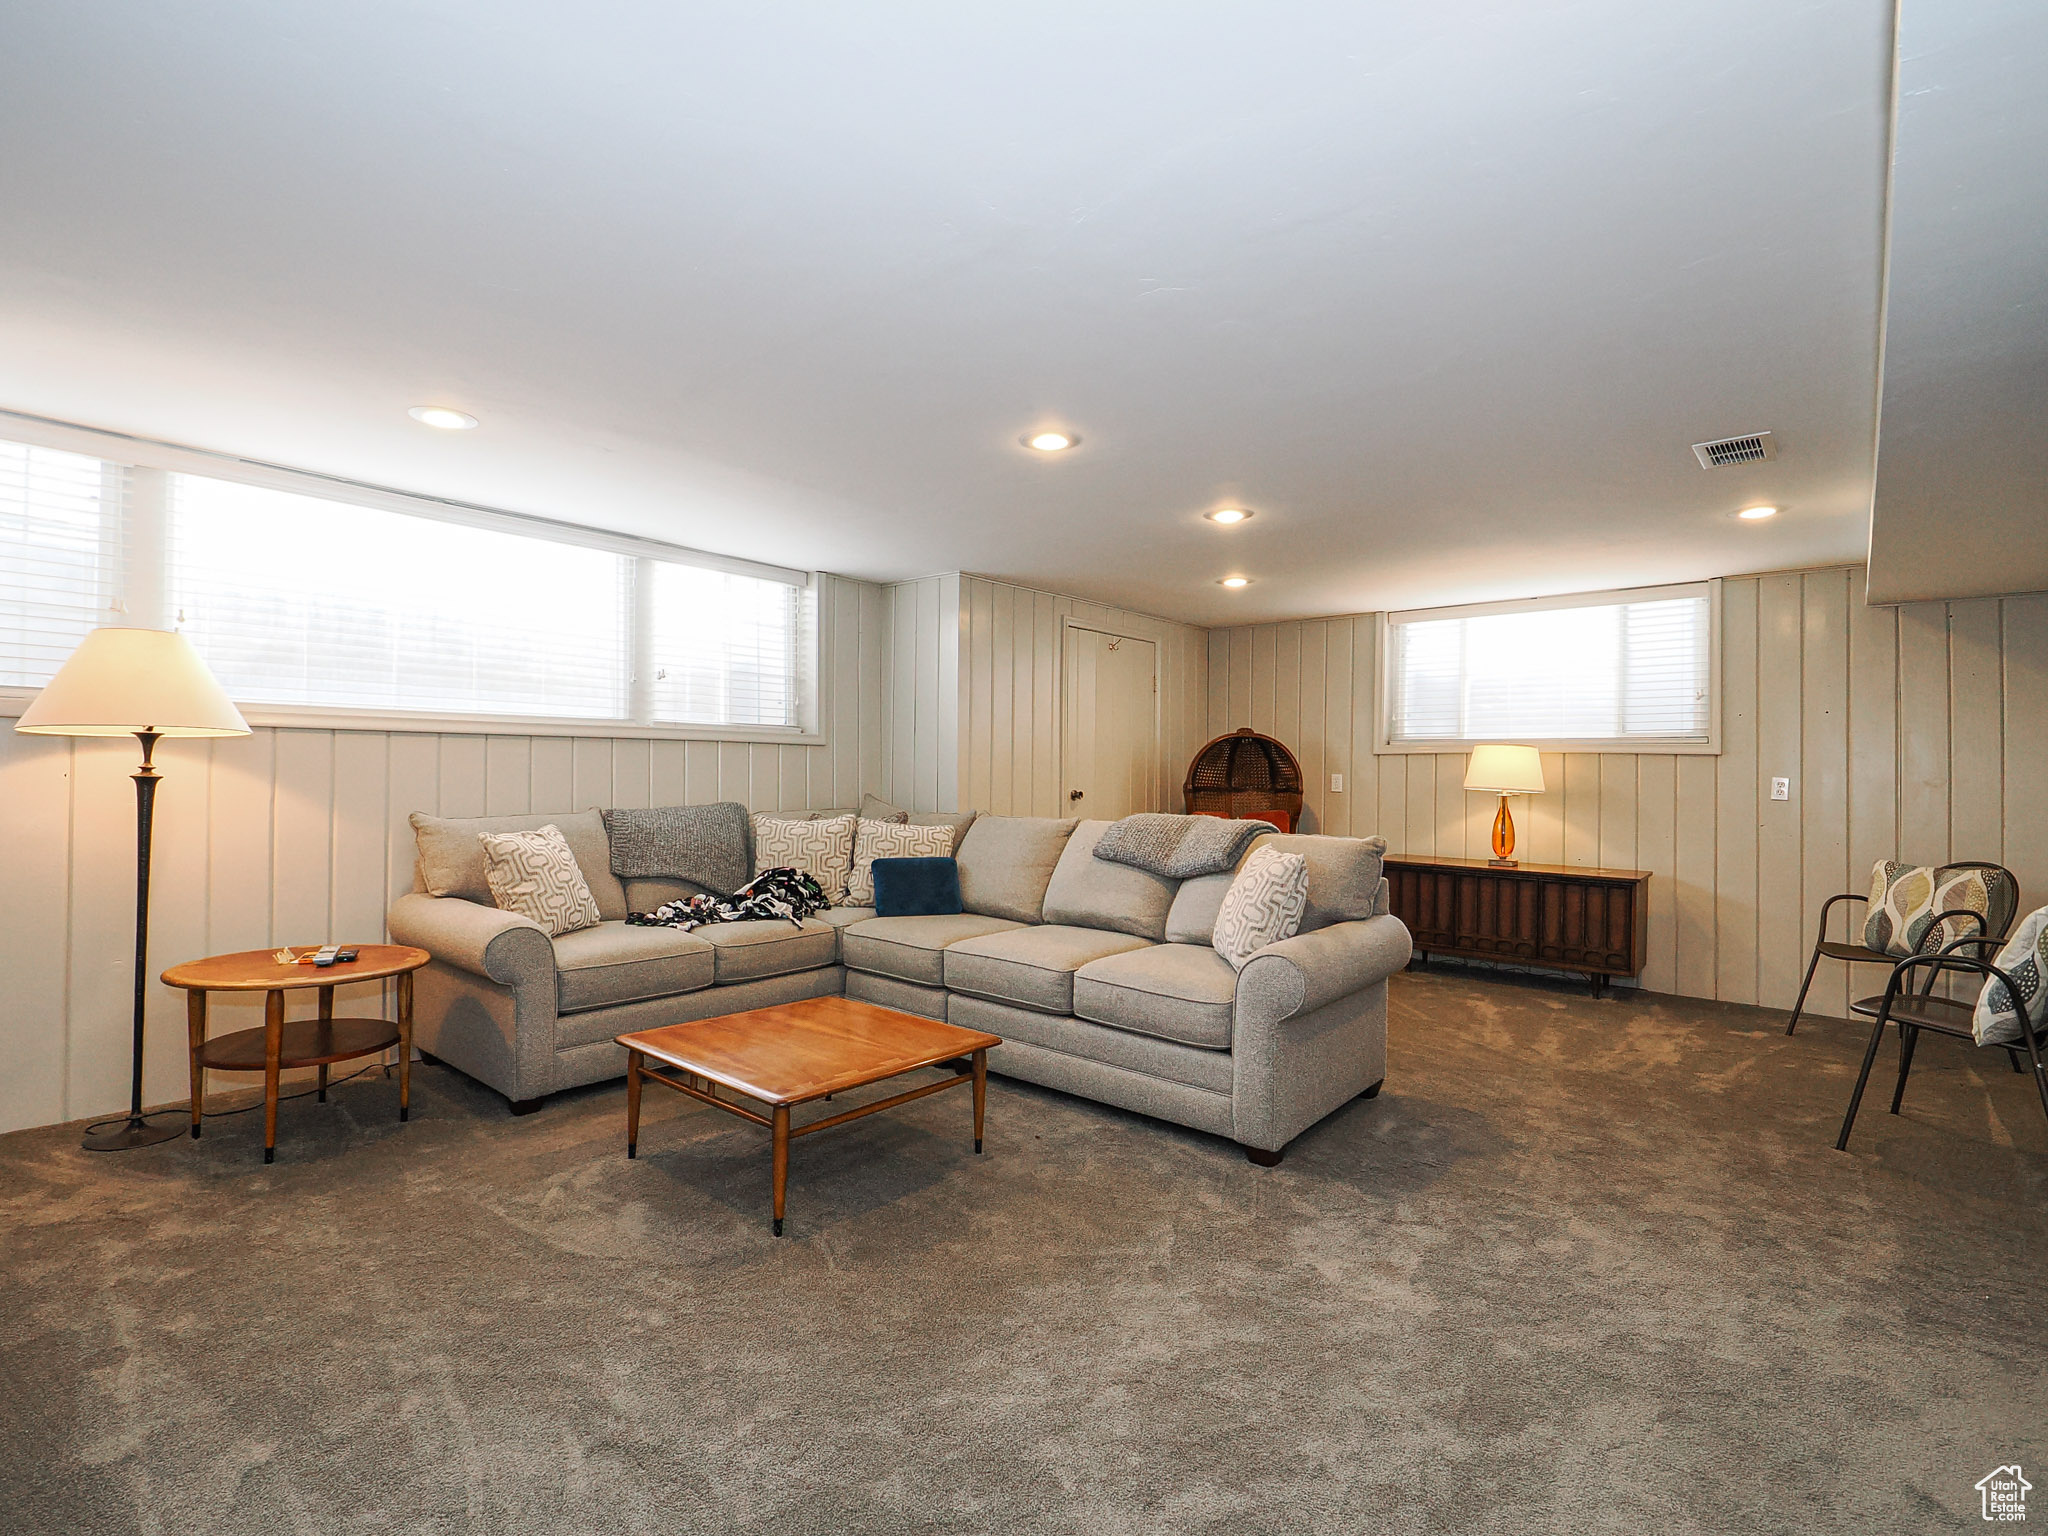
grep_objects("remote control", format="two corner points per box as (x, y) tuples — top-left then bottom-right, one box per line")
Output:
(312, 945), (340, 967)
(335, 946), (359, 963)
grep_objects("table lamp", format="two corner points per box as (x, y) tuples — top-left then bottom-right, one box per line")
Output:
(15, 628), (250, 1150)
(1464, 744), (1545, 867)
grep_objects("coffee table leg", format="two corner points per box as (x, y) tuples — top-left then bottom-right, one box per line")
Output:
(771, 1104), (790, 1237)
(263, 989), (284, 1165)
(397, 970), (413, 1123)
(973, 1048), (987, 1155)
(626, 1049), (642, 1159)
(186, 990), (207, 1138)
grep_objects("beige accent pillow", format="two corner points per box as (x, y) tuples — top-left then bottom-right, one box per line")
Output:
(860, 793), (979, 852)
(479, 824), (601, 937)
(846, 820), (956, 907)
(752, 812), (858, 904)
(1212, 844), (1310, 969)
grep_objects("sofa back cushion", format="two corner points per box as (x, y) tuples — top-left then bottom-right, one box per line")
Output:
(955, 815), (1079, 924)
(624, 876), (712, 912)
(1254, 833), (1388, 933)
(411, 808), (627, 920)
(1041, 819), (1178, 941)
(1164, 842), (1265, 945)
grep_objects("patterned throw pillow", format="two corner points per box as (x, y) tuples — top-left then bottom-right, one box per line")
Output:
(1864, 861), (2001, 955)
(1212, 844), (1310, 969)
(1973, 905), (2048, 1046)
(752, 813), (857, 904)
(846, 820), (955, 907)
(478, 824), (601, 937)
(1863, 861), (1940, 956)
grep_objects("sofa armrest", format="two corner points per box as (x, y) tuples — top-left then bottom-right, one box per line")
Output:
(1235, 915), (1413, 1029)
(387, 892), (554, 986)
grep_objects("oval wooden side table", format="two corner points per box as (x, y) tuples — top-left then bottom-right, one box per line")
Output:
(162, 945), (430, 1163)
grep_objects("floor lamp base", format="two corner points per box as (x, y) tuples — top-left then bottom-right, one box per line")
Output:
(81, 1113), (186, 1152)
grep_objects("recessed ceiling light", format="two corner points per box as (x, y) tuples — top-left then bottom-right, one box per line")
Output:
(1023, 431), (1077, 452)
(409, 405), (478, 430)
(1206, 508), (1253, 525)
(1736, 505), (1778, 520)
(1220, 576), (1251, 588)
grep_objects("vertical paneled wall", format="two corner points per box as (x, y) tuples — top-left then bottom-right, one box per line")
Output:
(1207, 566), (2048, 1019)
(0, 575), (891, 1135)
(879, 574), (1209, 817)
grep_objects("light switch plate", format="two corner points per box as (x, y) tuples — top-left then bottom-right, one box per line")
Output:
(1330, 774), (1345, 793)
(1771, 777), (1790, 801)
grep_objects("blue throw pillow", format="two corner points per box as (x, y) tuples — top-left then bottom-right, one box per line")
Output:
(871, 857), (962, 917)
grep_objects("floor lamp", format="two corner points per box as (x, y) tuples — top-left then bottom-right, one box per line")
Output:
(15, 627), (249, 1151)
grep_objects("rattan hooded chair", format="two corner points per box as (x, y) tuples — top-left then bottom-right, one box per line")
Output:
(1182, 728), (1303, 832)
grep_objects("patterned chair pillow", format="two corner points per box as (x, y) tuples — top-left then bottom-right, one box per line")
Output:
(752, 812), (857, 905)
(1862, 861), (1942, 956)
(1212, 844), (1311, 969)
(479, 824), (602, 937)
(1973, 905), (2048, 1047)
(1929, 866), (1999, 950)
(846, 820), (956, 906)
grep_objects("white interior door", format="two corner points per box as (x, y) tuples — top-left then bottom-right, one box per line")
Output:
(1062, 627), (1160, 820)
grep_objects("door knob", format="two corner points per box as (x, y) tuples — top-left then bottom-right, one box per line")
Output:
(1069, 789), (1084, 800)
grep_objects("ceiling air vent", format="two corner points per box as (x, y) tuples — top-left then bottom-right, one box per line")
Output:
(1692, 431), (1777, 469)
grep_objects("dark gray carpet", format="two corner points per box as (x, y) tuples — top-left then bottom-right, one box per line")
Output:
(2, 969), (2043, 1535)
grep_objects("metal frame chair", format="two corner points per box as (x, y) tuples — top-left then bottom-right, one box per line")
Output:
(1785, 860), (2019, 1035)
(1835, 935), (2048, 1151)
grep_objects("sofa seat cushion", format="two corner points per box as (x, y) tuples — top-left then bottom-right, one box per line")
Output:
(697, 918), (839, 983)
(944, 925), (1154, 1015)
(841, 913), (1023, 985)
(1073, 942), (1239, 1049)
(551, 921), (716, 1013)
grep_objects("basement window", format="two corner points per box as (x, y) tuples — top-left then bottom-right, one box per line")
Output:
(1377, 581), (1719, 754)
(0, 427), (819, 740)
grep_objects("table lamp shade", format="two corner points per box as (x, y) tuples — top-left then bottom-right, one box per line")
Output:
(15, 627), (249, 738)
(1464, 744), (1545, 795)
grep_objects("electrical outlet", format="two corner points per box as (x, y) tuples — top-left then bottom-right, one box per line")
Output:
(1330, 773), (1345, 793)
(1771, 777), (1790, 801)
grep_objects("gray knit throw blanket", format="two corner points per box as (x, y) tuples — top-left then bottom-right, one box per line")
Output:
(1092, 813), (1274, 879)
(601, 802), (753, 896)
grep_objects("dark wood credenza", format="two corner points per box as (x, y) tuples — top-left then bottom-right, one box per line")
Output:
(1384, 855), (1650, 997)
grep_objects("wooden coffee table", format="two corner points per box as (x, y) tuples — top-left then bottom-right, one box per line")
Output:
(616, 996), (1002, 1236)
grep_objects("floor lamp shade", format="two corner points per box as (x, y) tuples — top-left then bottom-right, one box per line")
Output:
(14, 627), (248, 1151)
(15, 627), (250, 737)
(1463, 744), (1545, 866)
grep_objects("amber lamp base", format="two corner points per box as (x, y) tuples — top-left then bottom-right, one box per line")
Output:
(1489, 793), (1518, 867)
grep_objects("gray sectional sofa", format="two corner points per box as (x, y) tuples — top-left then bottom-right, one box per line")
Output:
(386, 808), (1411, 1162)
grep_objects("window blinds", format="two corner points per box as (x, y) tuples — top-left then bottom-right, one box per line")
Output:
(647, 561), (800, 728)
(0, 441), (124, 689)
(1388, 589), (1712, 746)
(166, 474), (633, 719)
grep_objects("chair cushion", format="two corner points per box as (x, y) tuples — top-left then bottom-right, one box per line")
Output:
(944, 925), (1154, 1015)
(695, 918), (839, 983)
(551, 921), (715, 1012)
(1975, 905), (2048, 1046)
(1040, 820), (1178, 941)
(842, 913), (1024, 985)
(1862, 861), (1941, 956)
(410, 808), (626, 918)
(954, 815), (1078, 923)
(1074, 943), (1240, 1049)
(1252, 833), (1386, 933)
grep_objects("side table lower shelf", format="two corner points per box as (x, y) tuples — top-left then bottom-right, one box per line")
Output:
(197, 1018), (400, 1072)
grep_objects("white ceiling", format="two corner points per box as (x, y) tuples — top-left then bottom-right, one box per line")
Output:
(1865, 0), (2048, 605)
(0, 1), (1894, 625)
